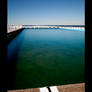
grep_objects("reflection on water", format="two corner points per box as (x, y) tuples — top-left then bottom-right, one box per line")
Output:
(8, 28), (85, 90)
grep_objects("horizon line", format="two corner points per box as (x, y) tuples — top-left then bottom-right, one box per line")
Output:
(8, 24), (85, 26)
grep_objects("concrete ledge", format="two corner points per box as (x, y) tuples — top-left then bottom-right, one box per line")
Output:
(57, 83), (85, 92)
(8, 83), (85, 92)
(7, 28), (25, 43)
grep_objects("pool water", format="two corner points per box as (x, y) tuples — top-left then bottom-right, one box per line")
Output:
(8, 28), (85, 90)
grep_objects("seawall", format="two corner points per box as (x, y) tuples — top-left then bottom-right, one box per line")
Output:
(7, 28), (25, 43)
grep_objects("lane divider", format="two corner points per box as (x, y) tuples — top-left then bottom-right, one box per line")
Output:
(40, 86), (59, 92)
(47, 87), (52, 92)
(50, 86), (59, 92)
(40, 87), (49, 92)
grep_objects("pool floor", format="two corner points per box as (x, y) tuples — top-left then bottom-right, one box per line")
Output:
(8, 28), (85, 90)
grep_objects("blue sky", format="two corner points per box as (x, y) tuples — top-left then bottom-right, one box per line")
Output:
(8, 0), (85, 25)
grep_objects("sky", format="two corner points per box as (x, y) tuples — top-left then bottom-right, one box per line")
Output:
(8, 0), (85, 25)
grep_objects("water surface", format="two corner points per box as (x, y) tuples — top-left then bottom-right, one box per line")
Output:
(8, 28), (85, 89)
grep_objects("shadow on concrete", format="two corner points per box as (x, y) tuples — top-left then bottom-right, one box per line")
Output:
(7, 29), (24, 90)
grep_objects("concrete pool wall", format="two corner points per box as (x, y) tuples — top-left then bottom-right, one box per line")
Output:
(7, 28), (25, 43)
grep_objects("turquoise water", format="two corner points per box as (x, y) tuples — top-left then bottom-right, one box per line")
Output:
(8, 28), (85, 90)
(60, 28), (85, 31)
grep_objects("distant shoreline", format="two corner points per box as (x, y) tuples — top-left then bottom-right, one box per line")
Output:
(8, 24), (85, 27)
(8, 26), (85, 33)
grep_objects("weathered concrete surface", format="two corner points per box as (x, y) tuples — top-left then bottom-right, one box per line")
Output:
(7, 28), (25, 43)
(57, 83), (85, 92)
(8, 88), (40, 92)
(8, 83), (85, 92)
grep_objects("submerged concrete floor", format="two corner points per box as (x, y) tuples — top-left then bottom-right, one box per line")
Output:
(8, 83), (85, 92)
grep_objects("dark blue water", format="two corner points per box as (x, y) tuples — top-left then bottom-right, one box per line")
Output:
(8, 28), (85, 90)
